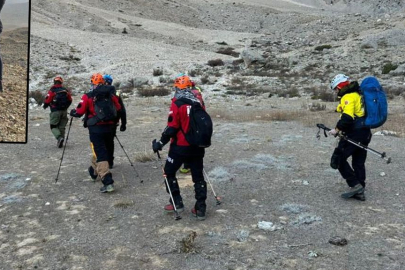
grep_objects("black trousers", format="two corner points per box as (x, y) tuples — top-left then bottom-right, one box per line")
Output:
(336, 128), (372, 188)
(164, 149), (207, 211)
(89, 131), (115, 185)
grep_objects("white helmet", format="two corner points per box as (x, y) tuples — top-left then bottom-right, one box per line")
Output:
(330, 74), (350, 90)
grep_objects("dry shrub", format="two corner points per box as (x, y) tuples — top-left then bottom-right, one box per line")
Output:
(207, 59), (224, 67)
(134, 151), (155, 162)
(29, 90), (45, 105)
(382, 62), (398, 74)
(200, 76), (209, 85)
(137, 86), (170, 97)
(216, 47), (239, 57)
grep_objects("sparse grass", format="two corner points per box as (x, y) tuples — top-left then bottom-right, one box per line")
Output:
(59, 55), (81, 61)
(382, 62), (398, 74)
(209, 108), (302, 122)
(134, 151), (156, 162)
(276, 87), (300, 98)
(314, 44), (332, 51)
(120, 87), (135, 95)
(310, 89), (336, 102)
(302, 102), (327, 111)
(29, 90), (45, 105)
(380, 113), (405, 137)
(44, 70), (58, 81)
(113, 199), (134, 209)
(137, 86), (170, 97)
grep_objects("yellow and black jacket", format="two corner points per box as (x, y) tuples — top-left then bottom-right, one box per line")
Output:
(335, 82), (365, 132)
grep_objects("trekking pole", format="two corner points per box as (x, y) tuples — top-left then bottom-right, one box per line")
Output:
(156, 151), (182, 221)
(114, 135), (143, 183)
(55, 117), (73, 182)
(316, 123), (392, 164)
(203, 168), (222, 205)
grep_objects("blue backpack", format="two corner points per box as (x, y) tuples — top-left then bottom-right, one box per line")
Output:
(359, 77), (388, 129)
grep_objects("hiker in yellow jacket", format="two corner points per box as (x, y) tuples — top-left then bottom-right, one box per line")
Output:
(329, 74), (372, 201)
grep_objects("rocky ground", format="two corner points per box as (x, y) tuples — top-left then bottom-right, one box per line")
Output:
(2, 0), (405, 269)
(0, 28), (29, 143)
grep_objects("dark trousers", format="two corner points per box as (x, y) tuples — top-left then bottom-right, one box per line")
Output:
(109, 125), (118, 165)
(337, 129), (372, 188)
(164, 150), (207, 211)
(89, 131), (115, 185)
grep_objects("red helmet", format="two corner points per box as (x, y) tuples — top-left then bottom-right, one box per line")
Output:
(174, 75), (192, 90)
(91, 73), (105, 85)
(54, 76), (63, 84)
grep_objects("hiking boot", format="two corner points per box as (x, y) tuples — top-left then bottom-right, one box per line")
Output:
(341, 184), (364, 199)
(191, 208), (206, 221)
(100, 184), (114, 193)
(57, 137), (64, 148)
(88, 166), (98, 181)
(179, 168), (191, 174)
(353, 191), (366, 201)
(164, 203), (184, 213)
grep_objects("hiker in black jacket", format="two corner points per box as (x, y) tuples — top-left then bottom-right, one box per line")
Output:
(103, 74), (127, 169)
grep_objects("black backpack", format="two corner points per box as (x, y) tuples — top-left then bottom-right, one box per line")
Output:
(178, 99), (213, 148)
(52, 87), (70, 110)
(87, 86), (117, 126)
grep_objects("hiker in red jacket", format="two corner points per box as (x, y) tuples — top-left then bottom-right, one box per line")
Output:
(180, 80), (205, 174)
(43, 76), (72, 148)
(152, 75), (208, 220)
(70, 73), (122, 193)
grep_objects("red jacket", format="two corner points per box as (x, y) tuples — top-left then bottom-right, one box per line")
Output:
(160, 98), (205, 156)
(44, 84), (72, 112)
(74, 85), (121, 126)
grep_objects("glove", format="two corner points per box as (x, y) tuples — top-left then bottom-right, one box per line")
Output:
(152, 139), (163, 153)
(70, 109), (79, 117)
(328, 128), (340, 137)
(43, 104), (49, 110)
(120, 124), (126, 132)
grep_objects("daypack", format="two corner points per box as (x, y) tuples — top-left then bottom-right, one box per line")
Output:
(359, 77), (388, 129)
(52, 87), (70, 110)
(87, 86), (117, 126)
(177, 98), (213, 148)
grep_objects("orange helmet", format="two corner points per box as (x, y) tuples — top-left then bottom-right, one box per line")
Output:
(54, 76), (63, 84)
(174, 75), (192, 90)
(91, 73), (105, 85)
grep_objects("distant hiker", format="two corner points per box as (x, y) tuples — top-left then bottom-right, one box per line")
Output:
(152, 75), (209, 220)
(103, 74), (127, 169)
(329, 74), (372, 201)
(43, 76), (72, 148)
(0, 0), (6, 92)
(70, 73), (122, 193)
